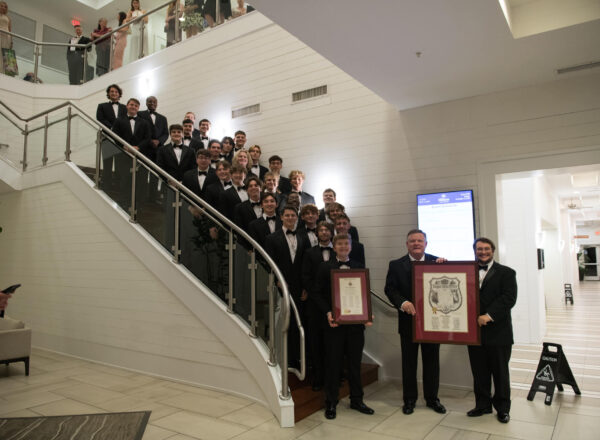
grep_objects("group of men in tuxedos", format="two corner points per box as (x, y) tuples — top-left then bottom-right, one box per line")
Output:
(385, 230), (517, 424)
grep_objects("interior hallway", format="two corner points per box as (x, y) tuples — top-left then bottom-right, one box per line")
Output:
(1, 281), (599, 440)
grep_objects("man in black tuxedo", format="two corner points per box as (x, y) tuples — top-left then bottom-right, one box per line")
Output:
(205, 161), (232, 208)
(384, 229), (447, 415)
(262, 172), (283, 207)
(268, 155), (291, 194)
(198, 118), (211, 149)
(265, 206), (311, 369)
(313, 234), (374, 419)
(182, 149), (217, 201)
(156, 124), (196, 182)
(110, 98), (152, 206)
(248, 192), (281, 248)
(298, 204), (319, 247)
(219, 164), (248, 221)
(208, 140), (222, 169)
(467, 237), (517, 424)
(286, 170), (316, 207)
(248, 145), (268, 179)
(233, 130), (247, 154)
(182, 119), (204, 152)
(328, 202), (360, 243)
(302, 221), (334, 391)
(67, 25), (91, 85)
(234, 176), (263, 232)
(334, 214), (364, 266)
(96, 84), (127, 190)
(184, 111), (201, 139)
(138, 96), (168, 201)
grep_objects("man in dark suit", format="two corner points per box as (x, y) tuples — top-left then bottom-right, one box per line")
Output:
(301, 221), (334, 391)
(205, 161), (232, 208)
(318, 188), (337, 222)
(234, 176), (263, 234)
(156, 124), (196, 182)
(233, 130), (247, 154)
(467, 237), (517, 424)
(182, 149), (217, 201)
(248, 145), (268, 179)
(334, 214), (365, 266)
(138, 96), (169, 201)
(110, 98), (152, 205)
(184, 111), (201, 139)
(248, 192), (281, 248)
(262, 172), (284, 207)
(219, 164), (248, 221)
(328, 202), (360, 242)
(286, 170), (316, 207)
(298, 204), (319, 247)
(265, 206), (311, 368)
(67, 24), (91, 85)
(182, 119), (204, 152)
(96, 84), (127, 190)
(208, 140), (223, 169)
(268, 155), (291, 194)
(384, 229), (447, 415)
(312, 233), (374, 419)
(197, 118), (211, 149)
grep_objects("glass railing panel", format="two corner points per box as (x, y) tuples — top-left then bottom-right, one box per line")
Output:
(23, 123), (44, 169)
(45, 115), (68, 166)
(179, 195), (230, 304)
(136, 164), (174, 255)
(69, 114), (100, 169)
(255, 256), (272, 343)
(232, 234), (253, 326)
(0, 113), (23, 169)
(97, 132), (132, 214)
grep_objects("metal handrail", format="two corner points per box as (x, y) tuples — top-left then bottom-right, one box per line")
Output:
(0, 97), (302, 398)
(371, 288), (396, 310)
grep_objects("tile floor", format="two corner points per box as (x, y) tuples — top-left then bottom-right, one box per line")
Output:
(1, 282), (599, 440)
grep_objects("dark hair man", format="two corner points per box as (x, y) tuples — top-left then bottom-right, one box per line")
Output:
(156, 124), (196, 182)
(319, 188), (337, 221)
(234, 130), (246, 153)
(198, 118), (211, 148)
(184, 111), (201, 138)
(248, 192), (281, 247)
(219, 164), (247, 221)
(467, 238), (517, 424)
(312, 233), (374, 420)
(248, 144), (268, 179)
(67, 24), (92, 85)
(234, 176), (263, 232)
(96, 84), (127, 189)
(299, 204), (319, 247)
(205, 161), (232, 207)
(182, 149), (217, 200)
(207, 140), (223, 169)
(138, 96), (169, 201)
(182, 119), (204, 152)
(334, 214), (364, 266)
(384, 229), (448, 416)
(268, 155), (291, 194)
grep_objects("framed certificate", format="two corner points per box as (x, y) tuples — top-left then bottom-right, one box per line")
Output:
(330, 269), (372, 324)
(412, 261), (480, 345)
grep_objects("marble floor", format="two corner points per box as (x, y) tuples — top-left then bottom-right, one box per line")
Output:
(1, 281), (599, 440)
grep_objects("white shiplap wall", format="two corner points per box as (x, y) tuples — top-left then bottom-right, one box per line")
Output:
(1, 12), (600, 384)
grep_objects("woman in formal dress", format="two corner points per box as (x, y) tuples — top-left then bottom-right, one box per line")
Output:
(112, 12), (128, 70)
(181, 0), (203, 38)
(91, 18), (111, 76)
(165, 1), (183, 46)
(0, 1), (12, 75)
(126, 0), (148, 61)
(204, 0), (232, 28)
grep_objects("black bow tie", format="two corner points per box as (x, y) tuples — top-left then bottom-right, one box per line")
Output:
(286, 229), (296, 235)
(251, 201), (260, 207)
(128, 116), (136, 120)
(173, 144), (182, 149)
(223, 180), (232, 186)
(198, 171), (207, 176)
(201, 136), (208, 140)
(148, 110), (155, 114)
(306, 227), (316, 234)
(479, 264), (488, 271)
(110, 102), (118, 105)
(211, 159), (220, 163)
(320, 246), (330, 252)
(220, 154), (228, 158)
(266, 216), (276, 221)
(184, 136), (191, 140)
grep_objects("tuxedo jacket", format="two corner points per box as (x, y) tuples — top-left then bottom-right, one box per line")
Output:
(234, 199), (262, 232)
(156, 143), (196, 181)
(478, 262), (517, 345)
(182, 167), (217, 200)
(313, 258), (364, 317)
(67, 36), (91, 54)
(265, 229), (311, 300)
(302, 244), (334, 295)
(349, 240), (366, 267)
(138, 110), (169, 148)
(248, 216), (282, 248)
(249, 164), (268, 180)
(183, 137), (205, 153)
(219, 186), (245, 221)
(384, 253), (437, 334)
(205, 181), (230, 208)
(111, 116), (152, 158)
(278, 176), (292, 194)
(96, 102), (127, 129)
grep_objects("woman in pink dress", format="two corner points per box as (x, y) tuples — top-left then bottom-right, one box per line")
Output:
(112, 11), (128, 70)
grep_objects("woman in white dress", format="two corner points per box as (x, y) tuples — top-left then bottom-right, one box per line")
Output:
(126, 0), (148, 62)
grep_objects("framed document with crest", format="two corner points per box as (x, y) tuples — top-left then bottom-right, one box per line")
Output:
(330, 269), (372, 325)
(412, 261), (480, 345)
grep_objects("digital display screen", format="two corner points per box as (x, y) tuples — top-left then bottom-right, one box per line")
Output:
(417, 190), (476, 260)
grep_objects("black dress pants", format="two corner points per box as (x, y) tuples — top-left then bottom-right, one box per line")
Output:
(467, 344), (512, 413)
(400, 332), (440, 403)
(324, 324), (364, 405)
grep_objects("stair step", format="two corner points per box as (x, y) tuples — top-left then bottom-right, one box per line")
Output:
(290, 363), (378, 422)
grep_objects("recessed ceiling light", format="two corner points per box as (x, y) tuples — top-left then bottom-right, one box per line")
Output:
(76, 0), (114, 10)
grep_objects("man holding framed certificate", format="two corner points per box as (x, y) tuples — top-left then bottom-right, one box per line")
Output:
(313, 234), (374, 420)
(384, 229), (447, 415)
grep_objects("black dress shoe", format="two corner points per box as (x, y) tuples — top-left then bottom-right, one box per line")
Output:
(426, 399), (447, 414)
(350, 401), (375, 415)
(402, 401), (416, 415)
(467, 407), (493, 417)
(497, 412), (510, 423)
(325, 403), (336, 419)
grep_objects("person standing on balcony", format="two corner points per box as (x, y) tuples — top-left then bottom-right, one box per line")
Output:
(165, 1), (183, 47)
(232, 0), (255, 18)
(182, 0), (203, 38)
(91, 18), (112, 76)
(0, 1), (12, 75)
(126, 0), (148, 62)
(66, 24), (91, 85)
(112, 12), (128, 70)
(204, 0), (232, 28)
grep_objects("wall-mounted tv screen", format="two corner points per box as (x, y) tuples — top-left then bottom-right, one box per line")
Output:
(417, 190), (476, 260)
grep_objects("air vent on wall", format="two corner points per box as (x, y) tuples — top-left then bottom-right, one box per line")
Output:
(292, 85), (327, 102)
(232, 103), (260, 119)
(556, 60), (600, 75)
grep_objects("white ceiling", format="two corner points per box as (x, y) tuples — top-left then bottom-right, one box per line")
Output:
(250, 0), (600, 110)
